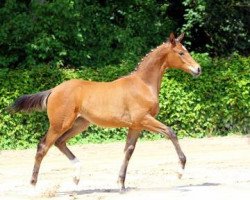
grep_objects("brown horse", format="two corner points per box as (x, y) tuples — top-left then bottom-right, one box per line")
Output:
(11, 33), (201, 190)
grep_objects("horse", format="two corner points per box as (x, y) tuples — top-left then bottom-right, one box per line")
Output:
(11, 33), (201, 191)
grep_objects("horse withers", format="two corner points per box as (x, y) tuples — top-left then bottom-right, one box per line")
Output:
(11, 33), (201, 191)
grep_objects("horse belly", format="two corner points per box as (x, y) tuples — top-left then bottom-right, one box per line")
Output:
(81, 109), (132, 128)
(80, 98), (132, 128)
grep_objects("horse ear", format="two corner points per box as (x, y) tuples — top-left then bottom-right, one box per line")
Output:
(177, 33), (185, 42)
(169, 32), (176, 46)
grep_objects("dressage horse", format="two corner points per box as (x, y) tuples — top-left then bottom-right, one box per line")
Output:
(11, 33), (201, 190)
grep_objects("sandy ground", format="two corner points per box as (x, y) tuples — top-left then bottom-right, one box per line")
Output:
(0, 135), (250, 200)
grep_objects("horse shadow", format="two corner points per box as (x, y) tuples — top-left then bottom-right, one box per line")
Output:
(173, 182), (221, 192)
(58, 182), (221, 196)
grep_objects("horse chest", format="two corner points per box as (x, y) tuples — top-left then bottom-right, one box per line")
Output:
(141, 94), (159, 117)
(149, 102), (160, 117)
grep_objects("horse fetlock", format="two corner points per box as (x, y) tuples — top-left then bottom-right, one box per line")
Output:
(117, 176), (125, 191)
(30, 169), (39, 185)
(180, 154), (186, 168)
(117, 175), (125, 182)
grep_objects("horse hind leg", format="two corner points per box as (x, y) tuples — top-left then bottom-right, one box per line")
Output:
(31, 110), (78, 186)
(55, 117), (90, 185)
(31, 127), (62, 186)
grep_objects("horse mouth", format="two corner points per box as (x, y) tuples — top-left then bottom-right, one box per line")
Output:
(191, 71), (201, 77)
(190, 66), (201, 77)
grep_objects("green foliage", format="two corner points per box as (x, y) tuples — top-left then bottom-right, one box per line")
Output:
(159, 53), (250, 137)
(181, 0), (249, 55)
(0, 0), (174, 68)
(0, 54), (249, 149)
(0, 0), (249, 70)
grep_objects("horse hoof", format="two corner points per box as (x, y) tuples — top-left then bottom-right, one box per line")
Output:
(119, 185), (126, 193)
(177, 173), (183, 179)
(177, 167), (184, 179)
(30, 178), (37, 186)
(117, 179), (125, 190)
(73, 176), (80, 185)
(117, 178), (126, 193)
(120, 188), (126, 193)
(69, 192), (78, 199)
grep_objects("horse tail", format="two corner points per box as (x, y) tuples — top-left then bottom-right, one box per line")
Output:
(10, 89), (52, 112)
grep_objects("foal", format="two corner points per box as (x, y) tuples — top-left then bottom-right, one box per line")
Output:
(11, 33), (201, 190)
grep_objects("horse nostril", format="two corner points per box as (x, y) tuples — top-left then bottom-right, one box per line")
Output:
(197, 67), (201, 74)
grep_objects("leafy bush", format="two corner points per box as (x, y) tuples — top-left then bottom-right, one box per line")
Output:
(159, 53), (250, 137)
(0, 0), (249, 71)
(0, 0), (174, 68)
(180, 0), (249, 55)
(0, 54), (249, 149)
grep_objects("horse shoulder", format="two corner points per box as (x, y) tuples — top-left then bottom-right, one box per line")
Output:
(121, 76), (159, 119)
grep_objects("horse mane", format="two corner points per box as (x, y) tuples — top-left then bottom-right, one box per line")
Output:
(131, 41), (169, 74)
(118, 41), (169, 80)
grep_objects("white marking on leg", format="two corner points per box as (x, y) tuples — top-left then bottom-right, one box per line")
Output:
(70, 158), (81, 184)
(177, 165), (184, 179)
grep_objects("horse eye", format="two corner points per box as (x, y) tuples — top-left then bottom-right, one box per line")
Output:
(179, 52), (184, 56)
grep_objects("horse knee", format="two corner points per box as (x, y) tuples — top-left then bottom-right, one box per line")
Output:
(127, 145), (135, 151)
(35, 149), (46, 162)
(127, 145), (135, 155)
(125, 145), (135, 161)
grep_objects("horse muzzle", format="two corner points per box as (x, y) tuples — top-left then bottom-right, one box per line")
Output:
(189, 65), (201, 77)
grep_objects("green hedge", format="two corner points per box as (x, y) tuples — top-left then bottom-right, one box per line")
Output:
(159, 53), (250, 137)
(0, 54), (249, 149)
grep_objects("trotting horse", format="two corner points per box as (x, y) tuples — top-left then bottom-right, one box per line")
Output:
(11, 33), (201, 190)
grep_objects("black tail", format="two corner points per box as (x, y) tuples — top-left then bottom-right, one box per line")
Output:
(10, 89), (52, 112)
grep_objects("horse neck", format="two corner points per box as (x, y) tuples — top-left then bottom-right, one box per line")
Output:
(134, 44), (168, 96)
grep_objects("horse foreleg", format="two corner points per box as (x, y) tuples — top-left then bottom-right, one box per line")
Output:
(141, 115), (186, 178)
(55, 117), (90, 185)
(118, 129), (140, 191)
